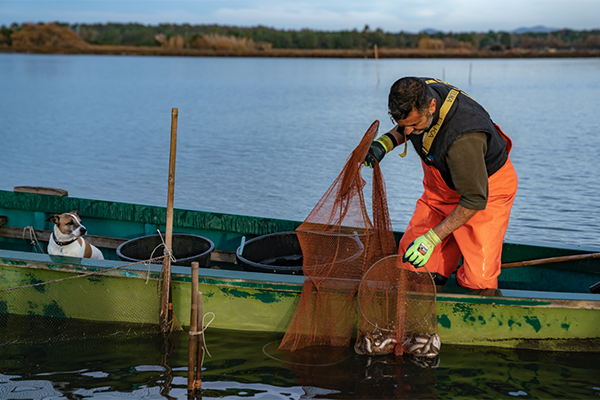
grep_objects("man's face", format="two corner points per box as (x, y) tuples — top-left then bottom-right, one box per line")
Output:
(395, 99), (436, 136)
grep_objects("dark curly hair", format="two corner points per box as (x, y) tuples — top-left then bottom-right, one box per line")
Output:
(388, 77), (433, 122)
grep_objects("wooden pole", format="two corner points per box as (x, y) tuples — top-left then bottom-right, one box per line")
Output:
(187, 262), (199, 394)
(502, 252), (600, 269)
(195, 291), (203, 395)
(469, 62), (472, 86)
(161, 108), (178, 333)
(374, 44), (380, 84)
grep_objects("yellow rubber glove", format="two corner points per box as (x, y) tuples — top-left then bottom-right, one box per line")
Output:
(403, 229), (441, 268)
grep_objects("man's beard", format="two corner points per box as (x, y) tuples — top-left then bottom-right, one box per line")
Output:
(412, 111), (434, 135)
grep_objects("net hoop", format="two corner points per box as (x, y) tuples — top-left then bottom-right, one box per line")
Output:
(357, 254), (437, 334)
(294, 229), (368, 269)
(263, 341), (352, 367)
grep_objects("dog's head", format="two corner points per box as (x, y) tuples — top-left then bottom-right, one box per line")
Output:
(46, 211), (87, 238)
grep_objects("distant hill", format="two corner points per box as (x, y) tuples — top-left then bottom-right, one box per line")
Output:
(511, 25), (560, 34)
(419, 26), (561, 35)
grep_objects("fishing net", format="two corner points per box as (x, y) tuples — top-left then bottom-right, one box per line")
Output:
(278, 120), (439, 357)
(355, 255), (439, 358)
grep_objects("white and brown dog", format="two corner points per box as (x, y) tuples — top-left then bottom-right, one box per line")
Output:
(46, 211), (104, 259)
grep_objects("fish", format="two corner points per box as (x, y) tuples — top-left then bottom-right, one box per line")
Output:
(354, 330), (397, 355)
(421, 334), (435, 354)
(404, 333), (441, 357)
(408, 343), (425, 353)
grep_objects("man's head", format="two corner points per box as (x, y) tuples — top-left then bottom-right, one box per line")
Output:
(388, 77), (436, 135)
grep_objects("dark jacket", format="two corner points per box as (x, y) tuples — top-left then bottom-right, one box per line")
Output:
(409, 78), (508, 190)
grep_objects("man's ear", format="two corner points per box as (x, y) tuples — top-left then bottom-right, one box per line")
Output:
(429, 98), (436, 114)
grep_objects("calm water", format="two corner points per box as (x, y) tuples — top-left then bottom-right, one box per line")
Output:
(1, 54), (600, 399)
(1, 54), (599, 249)
(1, 330), (599, 400)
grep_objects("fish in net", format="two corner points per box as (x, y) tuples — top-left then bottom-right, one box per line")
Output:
(355, 254), (439, 358)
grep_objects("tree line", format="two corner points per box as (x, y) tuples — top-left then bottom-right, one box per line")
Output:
(2, 22), (599, 51)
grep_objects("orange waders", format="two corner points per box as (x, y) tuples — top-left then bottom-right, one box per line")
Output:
(398, 128), (518, 289)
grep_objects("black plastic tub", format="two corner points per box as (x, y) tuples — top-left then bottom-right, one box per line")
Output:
(236, 231), (304, 275)
(117, 233), (214, 267)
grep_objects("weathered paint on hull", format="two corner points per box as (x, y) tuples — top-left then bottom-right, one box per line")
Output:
(1, 252), (599, 352)
(171, 276), (299, 333)
(0, 263), (161, 325)
(436, 297), (600, 352)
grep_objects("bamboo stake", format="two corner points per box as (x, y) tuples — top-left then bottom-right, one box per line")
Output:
(502, 252), (600, 269)
(195, 291), (203, 395)
(187, 262), (199, 393)
(161, 108), (178, 333)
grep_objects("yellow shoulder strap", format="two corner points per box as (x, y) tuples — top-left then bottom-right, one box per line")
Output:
(421, 88), (460, 156)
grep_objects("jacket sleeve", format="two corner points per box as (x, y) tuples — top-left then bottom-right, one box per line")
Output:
(446, 132), (489, 210)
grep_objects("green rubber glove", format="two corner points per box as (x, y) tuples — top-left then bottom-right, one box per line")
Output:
(403, 229), (441, 268)
(364, 133), (396, 168)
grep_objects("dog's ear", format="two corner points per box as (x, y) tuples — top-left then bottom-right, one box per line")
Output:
(69, 210), (79, 216)
(46, 214), (60, 225)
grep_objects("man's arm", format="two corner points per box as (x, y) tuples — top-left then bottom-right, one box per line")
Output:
(432, 204), (478, 241)
(433, 132), (488, 240)
(402, 132), (487, 268)
(386, 125), (406, 145)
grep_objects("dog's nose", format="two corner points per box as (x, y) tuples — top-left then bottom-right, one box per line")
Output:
(81, 227), (87, 235)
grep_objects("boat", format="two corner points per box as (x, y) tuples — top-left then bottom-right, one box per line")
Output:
(0, 187), (598, 352)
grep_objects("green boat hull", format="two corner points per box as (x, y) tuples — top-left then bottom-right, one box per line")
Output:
(0, 189), (599, 351)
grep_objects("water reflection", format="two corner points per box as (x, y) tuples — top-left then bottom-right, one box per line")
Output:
(2, 328), (598, 399)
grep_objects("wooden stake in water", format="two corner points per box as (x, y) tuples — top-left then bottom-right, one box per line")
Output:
(469, 62), (473, 86)
(188, 262), (199, 393)
(374, 44), (380, 84)
(161, 108), (178, 333)
(195, 291), (203, 394)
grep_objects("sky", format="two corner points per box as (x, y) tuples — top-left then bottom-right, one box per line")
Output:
(1, 0), (599, 33)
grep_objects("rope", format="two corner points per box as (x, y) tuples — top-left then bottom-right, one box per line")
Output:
(22, 226), (44, 254)
(149, 229), (178, 286)
(189, 312), (215, 364)
(0, 255), (167, 293)
(155, 229), (176, 263)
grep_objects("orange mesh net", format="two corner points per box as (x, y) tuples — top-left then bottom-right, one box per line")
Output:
(278, 121), (440, 359)
(355, 255), (438, 358)
(278, 120), (397, 351)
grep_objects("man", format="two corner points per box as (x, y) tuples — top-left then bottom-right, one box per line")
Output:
(365, 77), (518, 290)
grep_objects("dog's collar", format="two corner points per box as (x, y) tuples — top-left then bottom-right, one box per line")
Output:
(51, 233), (78, 247)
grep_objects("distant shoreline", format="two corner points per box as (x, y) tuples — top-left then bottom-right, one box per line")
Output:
(1, 45), (599, 58)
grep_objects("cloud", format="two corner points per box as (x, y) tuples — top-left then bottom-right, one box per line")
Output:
(0, 0), (598, 32)
(208, 7), (403, 31)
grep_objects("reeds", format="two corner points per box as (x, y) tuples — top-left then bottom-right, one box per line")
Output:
(10, 23), (88, 50)
(156, 33), (271, 52)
